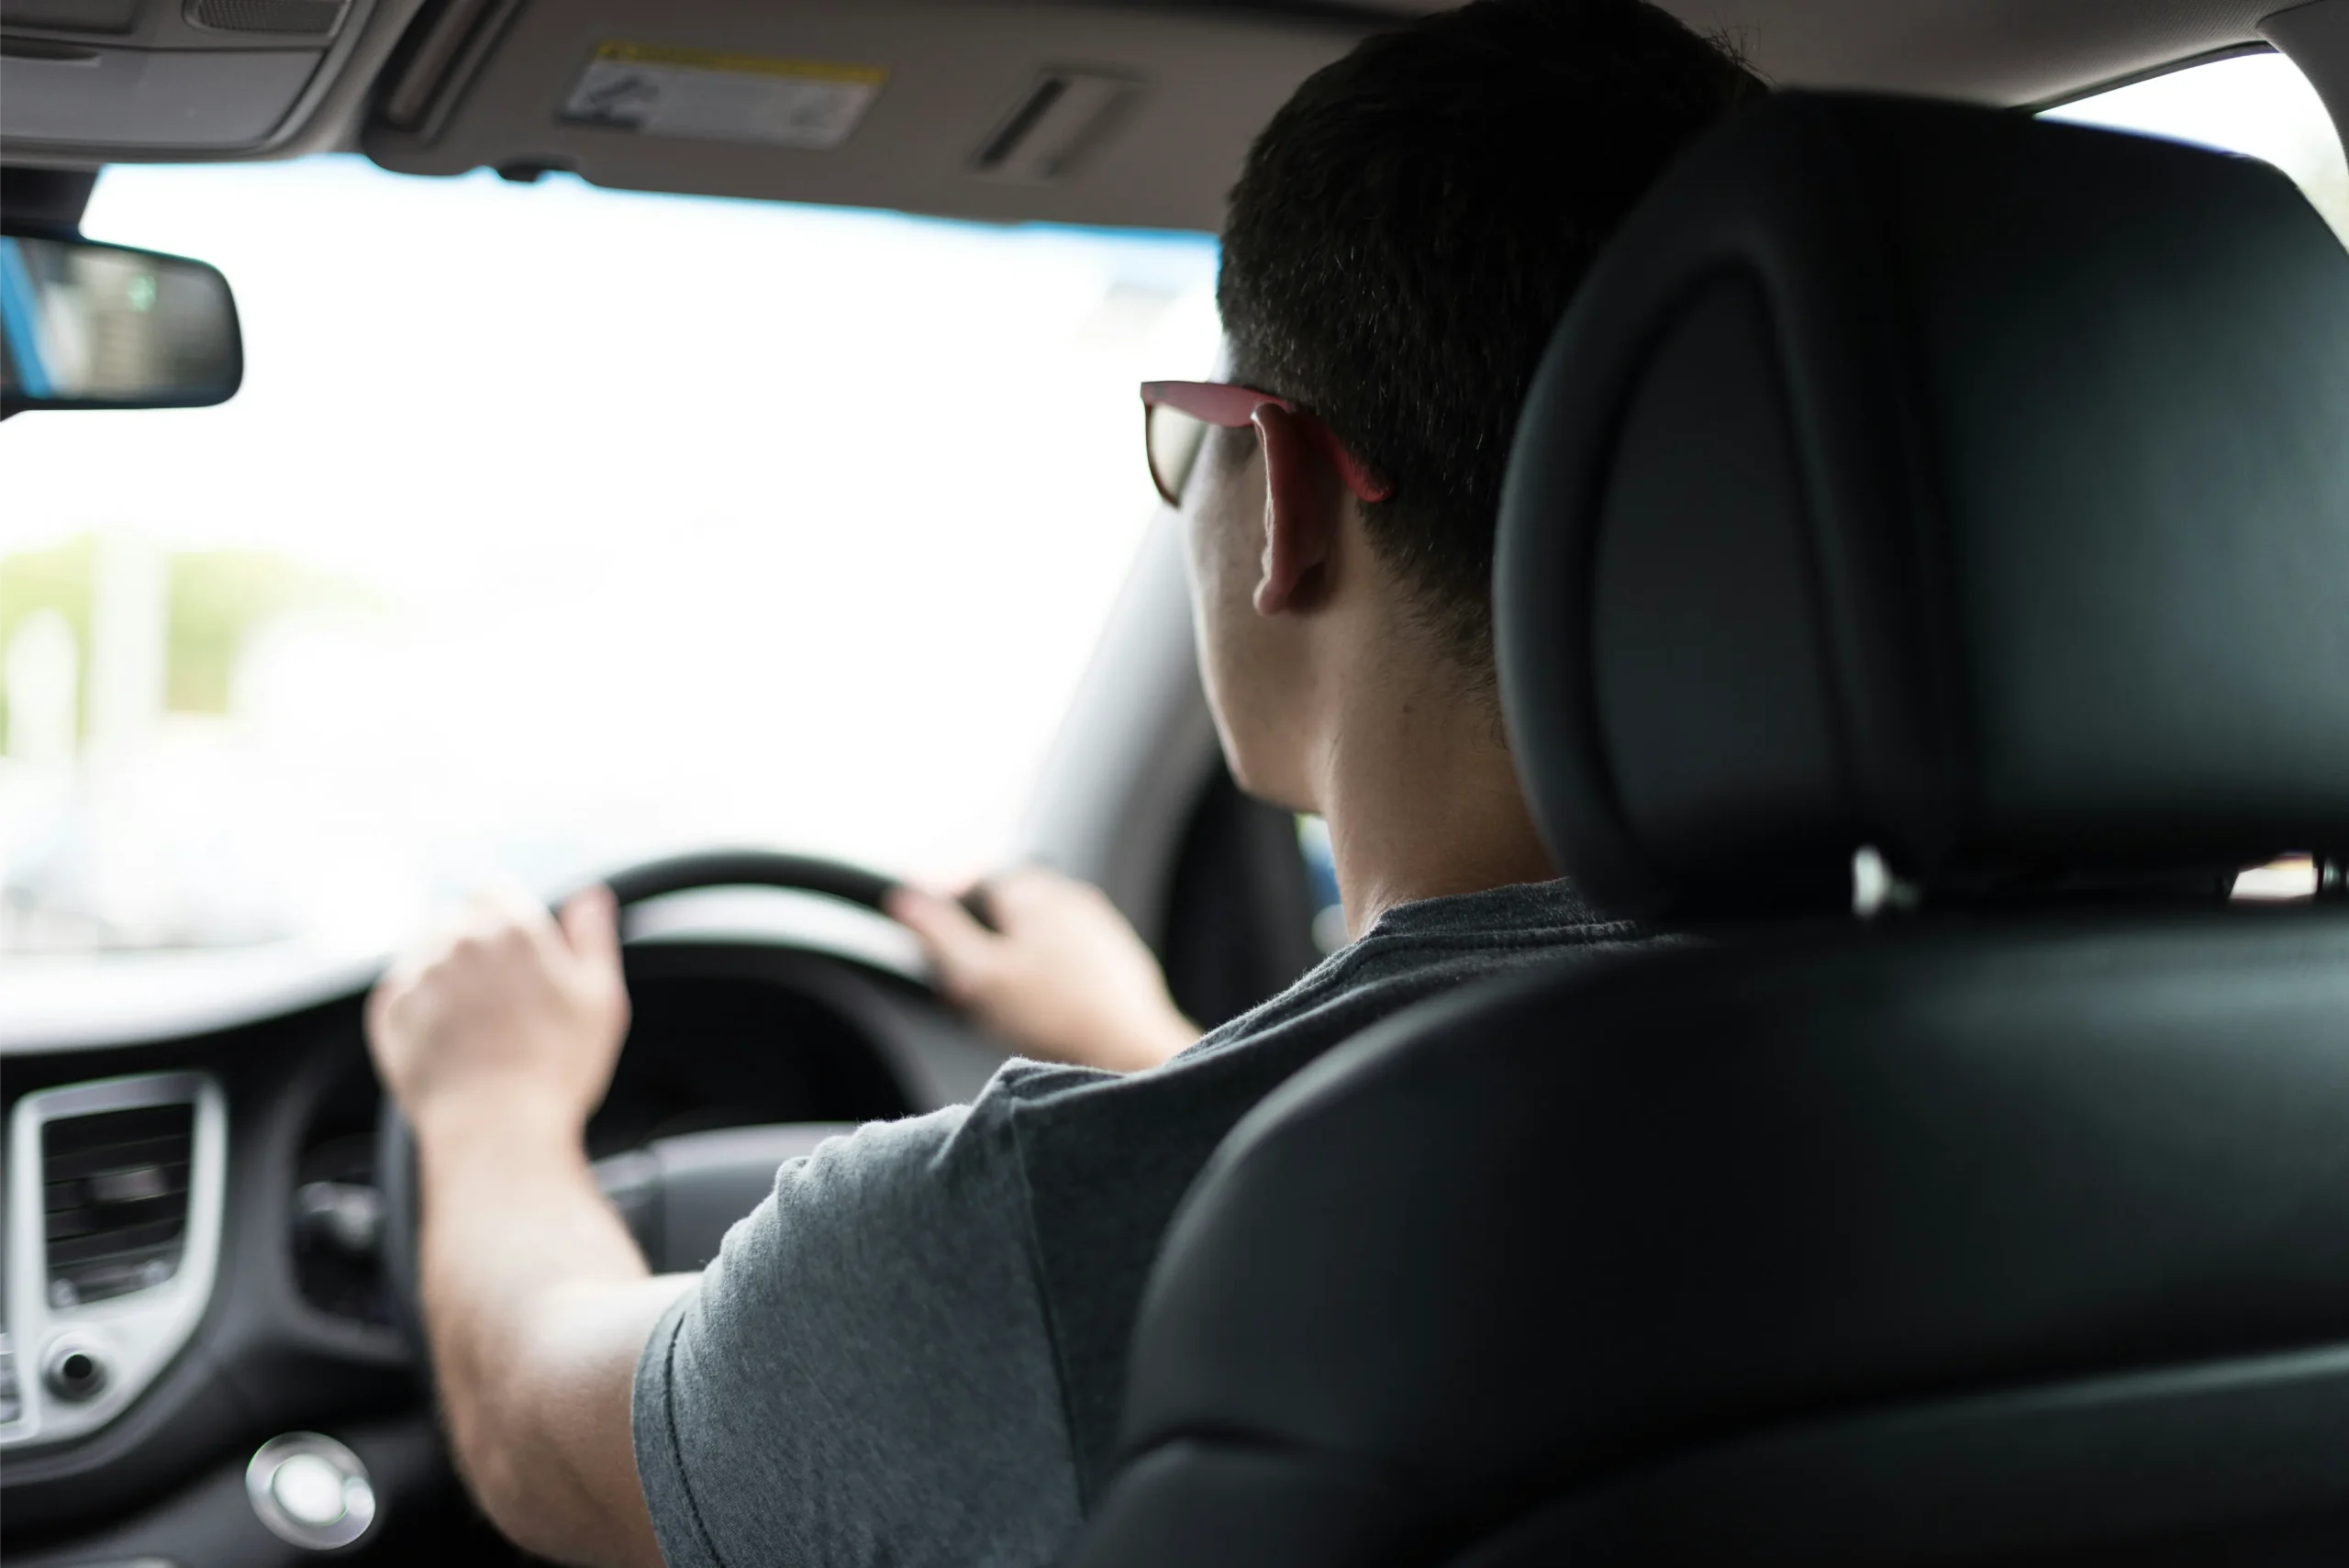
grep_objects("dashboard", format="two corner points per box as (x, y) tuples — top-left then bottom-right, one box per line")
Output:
(0, 929), (1008, 1567)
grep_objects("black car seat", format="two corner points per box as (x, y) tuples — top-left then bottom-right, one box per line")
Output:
(1065, 93), (2349, 1566)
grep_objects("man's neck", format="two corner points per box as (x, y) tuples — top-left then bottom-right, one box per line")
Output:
(1314, 662), (1556, 940)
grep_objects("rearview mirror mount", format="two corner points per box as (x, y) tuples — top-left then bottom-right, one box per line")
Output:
(0, 232), (242, 417)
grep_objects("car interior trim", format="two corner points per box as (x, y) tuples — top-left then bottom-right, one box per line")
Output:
(1016, 511), (1225, 944)
(2015, 37), (2279, 110)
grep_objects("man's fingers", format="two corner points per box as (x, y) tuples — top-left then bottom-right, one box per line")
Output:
(885, 885), (997, 1001)
(984, 865), (1099, 927)
(475, 880), (561, 951)
(362, 971), (398, 1048)
(560, 884), (623, 977)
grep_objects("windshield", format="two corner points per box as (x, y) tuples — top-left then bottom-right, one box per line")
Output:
(0, 160), (1219, 954)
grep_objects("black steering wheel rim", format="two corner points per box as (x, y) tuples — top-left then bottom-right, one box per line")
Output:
(372, 849), (929, 1362)
(597, 849), (901, 917)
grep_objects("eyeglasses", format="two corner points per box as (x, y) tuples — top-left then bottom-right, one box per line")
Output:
(1140, 380), (1393, 507)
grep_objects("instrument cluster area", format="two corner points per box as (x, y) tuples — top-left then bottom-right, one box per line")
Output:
(591, 964), (920, 1155)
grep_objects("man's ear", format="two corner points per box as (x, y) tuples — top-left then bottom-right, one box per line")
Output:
(1250, 403), (1344, 618)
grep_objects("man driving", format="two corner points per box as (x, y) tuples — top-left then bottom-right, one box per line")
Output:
(363, 3), (1762, 1562)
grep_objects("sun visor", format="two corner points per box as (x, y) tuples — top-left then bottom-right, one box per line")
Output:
(0, 0), (393, 159)
(362, 0), (1368, 231)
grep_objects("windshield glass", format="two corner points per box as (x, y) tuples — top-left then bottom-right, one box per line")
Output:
(0, 160), (1219, 954)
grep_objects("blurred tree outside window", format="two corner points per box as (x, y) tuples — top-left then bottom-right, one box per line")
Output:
(1, 531), (367, 744)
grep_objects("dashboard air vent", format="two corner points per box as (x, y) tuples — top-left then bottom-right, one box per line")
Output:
(42, 1102), (196, 1308)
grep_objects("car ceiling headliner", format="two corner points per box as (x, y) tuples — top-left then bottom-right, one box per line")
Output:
(1414, 0), (2288, 103)
(6, 0), (2335, 232)
(343, 0), (2324, 231)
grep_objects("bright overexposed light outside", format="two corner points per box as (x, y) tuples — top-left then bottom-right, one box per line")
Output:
(0, 159), (1219, 959)
(2043, 49), (2349, 246)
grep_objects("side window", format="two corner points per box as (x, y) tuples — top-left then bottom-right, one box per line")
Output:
(2042, 50), (2349, 247)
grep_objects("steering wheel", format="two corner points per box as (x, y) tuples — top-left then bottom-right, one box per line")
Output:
(372, 850), (954, 1357)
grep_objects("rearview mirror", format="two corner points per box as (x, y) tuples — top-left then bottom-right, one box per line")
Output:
(0, 234), (241, 417)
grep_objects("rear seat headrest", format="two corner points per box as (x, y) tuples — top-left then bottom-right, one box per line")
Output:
(1497, 92), (2349, 920)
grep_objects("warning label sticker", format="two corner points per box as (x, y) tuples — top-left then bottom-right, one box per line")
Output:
(562, 42), (885, 150)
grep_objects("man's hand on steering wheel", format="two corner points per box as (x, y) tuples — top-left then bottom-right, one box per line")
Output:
(358, 855), (1187, 1568)
(890, 867), (1197, 1073)
(366, 883), (630, 1147)
(364, 882), (674, 1568)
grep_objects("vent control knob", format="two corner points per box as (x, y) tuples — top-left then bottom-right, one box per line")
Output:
(42, 1340), (107, 1402)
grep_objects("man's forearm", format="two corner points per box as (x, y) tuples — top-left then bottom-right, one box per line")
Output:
(416, 1099), (686, 1567)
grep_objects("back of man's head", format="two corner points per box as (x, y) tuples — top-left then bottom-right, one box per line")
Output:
(1219, 0), (1763, 674)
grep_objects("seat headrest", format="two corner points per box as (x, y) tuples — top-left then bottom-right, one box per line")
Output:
(1496, 92), (2349, 920)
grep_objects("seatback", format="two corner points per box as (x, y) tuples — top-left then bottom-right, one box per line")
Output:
(1067, 93), (2349, 1566)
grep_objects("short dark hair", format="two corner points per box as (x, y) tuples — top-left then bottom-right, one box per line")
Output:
(1219, 0), (1763, 673)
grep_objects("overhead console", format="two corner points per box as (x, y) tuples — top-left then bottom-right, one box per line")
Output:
(0, 0), (416, 161)
(362, 0), (1370, 231)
